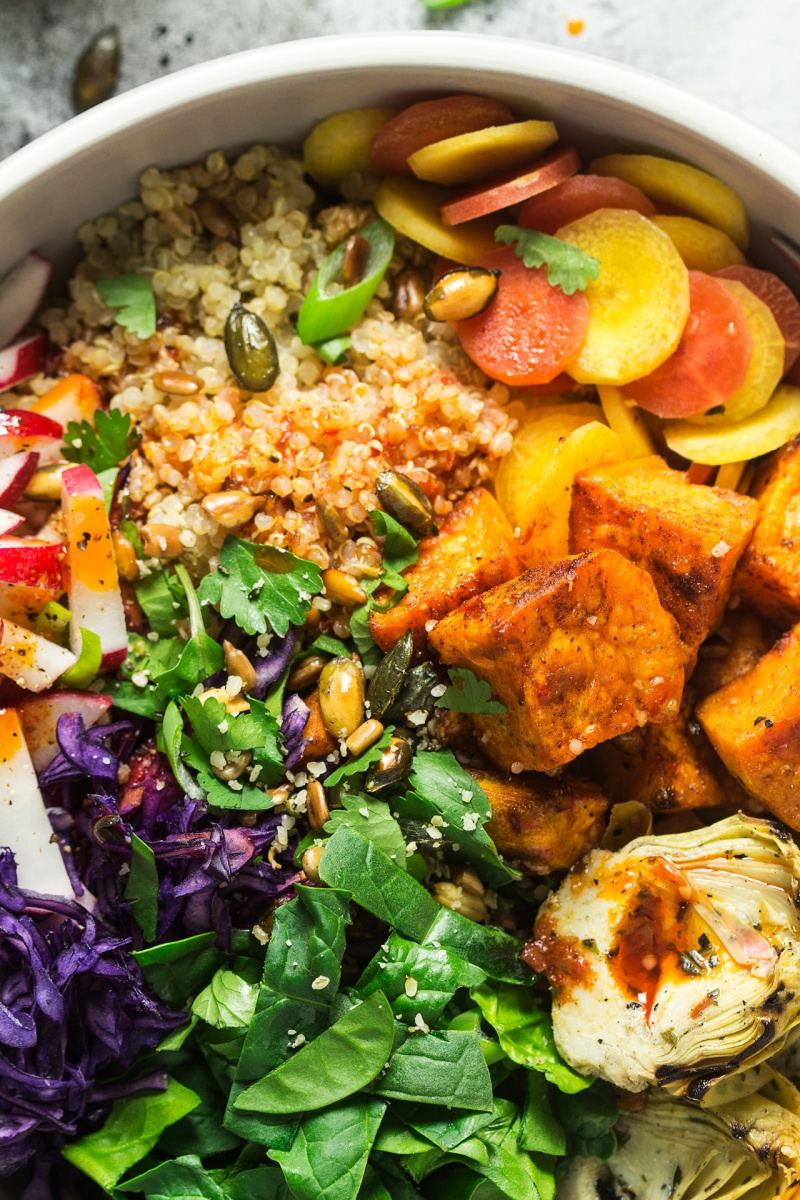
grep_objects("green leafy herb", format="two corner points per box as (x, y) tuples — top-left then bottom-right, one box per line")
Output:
(97, 466), (119, 510)
(495, 225), (601, 295)
(153, 563), (223, 703)
(125, 832), (159, 942)
(236, 991), (395, 1115)
(198, 537), (322, 637)
(180, 693), (283, 808)
(61, 1077), (200, 1190)
(350, 579), (383, 668)
(193, 958), (262, 1031)
(435, 667), (506, 715)
(471, 981), (590, 1093)
(519, 1072), (567, 1155)
(60, 626), (101, 689)
(133, 932), (224, 1009)
(63, 407), (142, 472)
(97, 271), (157, 339)
(309, 633), (351, 657)
(465, 1100), (556, 1200)
(370, 510), (419, 597)
(163, 699), (206, 802)
(553, 1080), (619, 1159)
(269, 1096), (387, 1200)
(135, 568), (188, 636)
(118, 1154), (227, 1199)
(324, 793), (406, 864)
(325, 724), (394, 788)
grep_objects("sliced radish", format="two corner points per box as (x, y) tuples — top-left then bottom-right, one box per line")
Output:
(0, 409), (63, 464)
(0, 706), (73, 895)
(18, 690), (112, 773)
(0, 508), (24, 536)
(0, 253), (51, 351)
(0, 582), (63, 630)
(0, 537), (65, 588)
(0, 618), (77, 691)
(30, 373), (101, 427)
(0, 451), (39, 506)
(62, 465), (127, 670)
(0, 332), (47, 393)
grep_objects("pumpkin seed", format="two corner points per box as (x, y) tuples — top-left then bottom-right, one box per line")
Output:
(224, 303), (280, 392)
(367, 630), (413, 720)
(375, 469), (437, 538)
(423, 267), (499, 323)
(318, 657), (365, 738)
(315, 499), (348, 544)
(286, 655), (327, 693)
(386, 661), (440, 725)
(365, 735), (413, 794)
(73, 27), (119, 113)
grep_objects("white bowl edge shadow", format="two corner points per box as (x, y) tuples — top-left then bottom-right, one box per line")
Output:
(1, 31), (800, 284)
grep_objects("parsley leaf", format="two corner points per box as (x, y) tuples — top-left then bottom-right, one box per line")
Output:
(495, 225), (601, 296)
(370, 510), (419, 597)
(134, 568), (188, 637)
(435, 667), (507, 715)
(198, 537), (322, 637)
(96, 271), (157, 339)
(152, 564), (223, 703)
(178, 693), (283, 809)
(63, 409), (142, 473)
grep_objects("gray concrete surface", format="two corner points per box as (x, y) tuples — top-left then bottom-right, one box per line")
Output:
(0, 0), (799, 161)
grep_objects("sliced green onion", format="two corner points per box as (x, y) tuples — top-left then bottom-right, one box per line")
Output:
(35, 600), (71, 646)
(314, 335), (351, 365)
(297, 219), (395, 344)
(61, 627), (102, 689)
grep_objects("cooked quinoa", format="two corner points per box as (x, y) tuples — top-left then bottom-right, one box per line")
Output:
(10, 143), (518, 591)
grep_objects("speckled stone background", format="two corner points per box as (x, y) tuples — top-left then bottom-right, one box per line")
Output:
(1, 0), (800, 161)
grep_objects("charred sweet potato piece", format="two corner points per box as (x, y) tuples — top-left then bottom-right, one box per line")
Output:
(429, 548), (685, 773)
(472, 767), (607, 874)
(691, 610), (778, 698)
(569, 455), (758, 661)
(369, 487), (522, 652)
(735, 435), (800, 628)
(586, 702), (743, 811)
(696, 622), (800, 827)
(297, 691), (338, 767)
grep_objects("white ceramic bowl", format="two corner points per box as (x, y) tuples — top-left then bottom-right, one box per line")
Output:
(2, 32), (800, 287)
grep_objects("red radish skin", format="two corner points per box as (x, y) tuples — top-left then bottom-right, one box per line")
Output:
(0, 252), (51, 350)
(62, 464), (128, 670)
(456, 244), (590, 387)
(0, 409), (63, 463)
(370, 94), (515, 177)
(18, 690), (113, 773)
(0, 451), (40, 507)
(0, 509), (24, 536)
(714, 264), (800, 373)
(440, 146), (580, 226)
(518, 175), (656, 236)
(0, 332), (47, 392)
(0, 539), (65, 588)
(620, 271), (754, 419)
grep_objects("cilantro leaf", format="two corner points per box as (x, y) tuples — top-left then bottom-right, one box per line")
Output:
(134, 568), (187, 637)
(152, 564), (223, 703)
(178, 693), (283, 809)
(97, 271), (157, 339)
(63, 408), (142, 473)
(495, 225), (601, 296)
(370, 510), (419, 597)
(198, 537), (322, 637)
(435, 667), (507, 715)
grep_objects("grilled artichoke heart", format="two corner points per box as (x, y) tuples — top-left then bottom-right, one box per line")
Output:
(557, 1076), (800, 1200)
(526, 815), (800, 1098)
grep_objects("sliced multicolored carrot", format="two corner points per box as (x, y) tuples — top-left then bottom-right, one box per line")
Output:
(61, 464), (127, 670)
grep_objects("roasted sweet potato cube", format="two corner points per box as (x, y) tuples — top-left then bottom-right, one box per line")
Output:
(696, 623), (800, 827)
(735, 434), (800, 628)
(471, 768), (607, 874)
(369, 487), (522, 652)
(691, 611), (778, 699)
(429, 548), (685, 773)
(586, 703), (743, 812)
(569, 455), (758, 660)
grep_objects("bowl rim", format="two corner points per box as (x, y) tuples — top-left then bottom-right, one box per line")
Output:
(2, 30), (800, 204)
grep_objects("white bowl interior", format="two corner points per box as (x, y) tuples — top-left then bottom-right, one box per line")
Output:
(1, 33), (800, 287)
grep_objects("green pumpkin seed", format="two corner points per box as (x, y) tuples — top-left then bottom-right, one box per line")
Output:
(375, 470), (437, 538)
(224, 303), (280, 392)
(423, 267), (499, 323)
(386, 661), (440, 726)
(73, 27), (120, 113)
(365, 735), (413, 794)
(367, 631), (413, 721)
